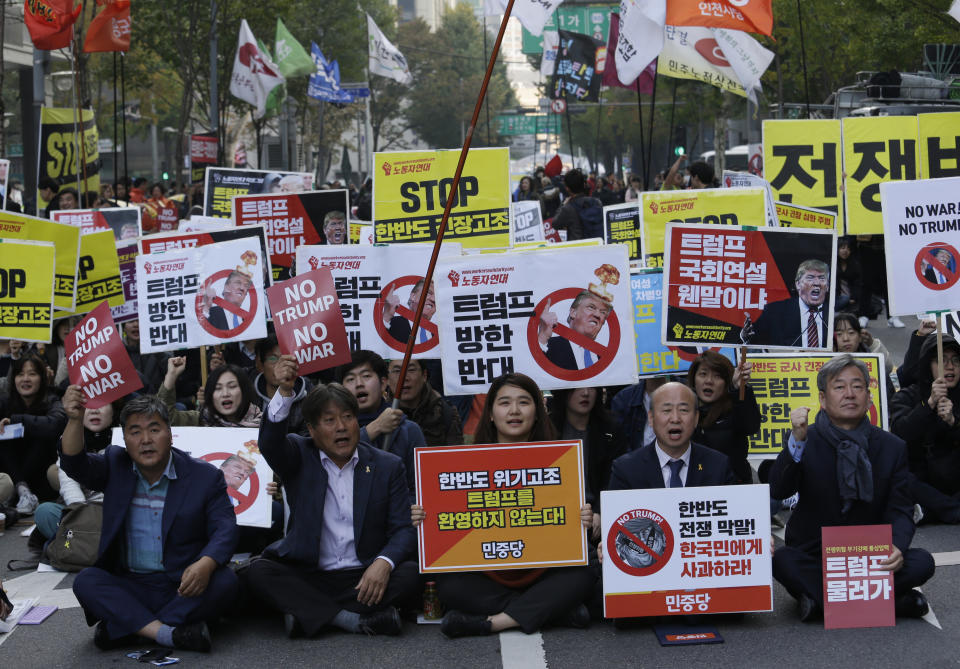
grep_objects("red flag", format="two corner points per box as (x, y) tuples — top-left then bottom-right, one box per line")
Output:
(24, 0), (82, 50)
(602, 13), (656, 94)
(83, 0), (131, 53)
(666, 0), (773, 37)
(544, 154), (563, 178)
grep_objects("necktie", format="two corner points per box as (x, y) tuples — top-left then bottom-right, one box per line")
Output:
(232, 312), (240, 328)
(667, 460), (684, 488)
(583, 349), (594, 367)
(418, 328), (428, 343)
(806, 308), (819, 348)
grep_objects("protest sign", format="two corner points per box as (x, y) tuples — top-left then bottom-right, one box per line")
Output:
(190, 132), (218, 184)
(110, 242), (138, 324)
(0, 211), (81, 312)
(66, 301), (142, 409)
(0, 158), (9, 209)
(136, 237), (268, 353)
(603, 202), (643, 266)
(350, 221), (374, 245)
(54, 207), (142, 241)
(141, 197), (181, 233)
(37, 107), (100, 212)
(511, 200), (544, 244)
(111, 426), (274, 528)
(763, 119), (844, 233)
(918, 112), (960, 180)
(415, 440), (588, 573)
(601, 485), (773, 617)
(266, 268), (350, 374)
(295, 243), (461, 359)
(373, 147), (510, 249)
(842, 116), (919, 235)
(234, 189), (351, 281)
(0, 239), (55, 343)
(178, 216), (234, 233)
(631, 271), (736, 378)
(549, 31), (603, 102)
(640, 188), (766, 267)
(75, 230), (125, 314)
(203, 167), (313, 218)
(663, 223), (837, 349)
(774, 201), (836, 230)
(139, 225), (271, 289)
(745, 353), (888, 457)
(822, 525), (895, 630)
(435, 244), (637, 393)
(881, 176), (960, 316)
(720, 170), (778, 227)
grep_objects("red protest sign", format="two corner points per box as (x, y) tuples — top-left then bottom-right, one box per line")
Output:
(266, 267), (351, 375)
(821, 524), (895, 630)
(65, 301), (143, 409)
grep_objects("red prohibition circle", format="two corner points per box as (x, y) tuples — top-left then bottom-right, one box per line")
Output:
(195, 269), (259, 338)
(914, 242), (960, 291)
(199, 451), (261, 514)
(527, 287), (621, 382)
(606, 508), (674, 577)
(373, 275), (439, 354)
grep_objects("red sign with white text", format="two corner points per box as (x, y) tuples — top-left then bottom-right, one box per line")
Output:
(65, 301), (143, 409)
(821, 524), (895, 630)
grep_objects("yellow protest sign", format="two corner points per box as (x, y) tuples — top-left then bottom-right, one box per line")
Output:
(75, 230), (124, 313)
(639, 188), (765, 267)
(0, 239), (55, 342)
(763, 120), (844, 234)
(774, 201), (836, 229)
(918, 112), (960, 180)
(842, 116), (919, 235)
(513, 238), (604, 251)
(0, 211), (81, 312)
(373, 147), (510, 249)
(38, 107), (100, 211)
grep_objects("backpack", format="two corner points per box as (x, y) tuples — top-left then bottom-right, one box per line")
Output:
(568, 195), (604, 239)
(44, 503), (103, 572)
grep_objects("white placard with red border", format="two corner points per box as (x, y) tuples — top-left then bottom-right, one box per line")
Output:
(601, 484), (773, 618)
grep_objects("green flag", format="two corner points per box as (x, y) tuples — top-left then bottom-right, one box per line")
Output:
(275, 18), (315, 78)
(257, 38), (285, 118)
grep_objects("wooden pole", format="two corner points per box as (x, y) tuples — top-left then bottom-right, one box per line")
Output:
(739, 352), (747, 401)
(937, 316), (944, 380)
(200, 345), (209, 389)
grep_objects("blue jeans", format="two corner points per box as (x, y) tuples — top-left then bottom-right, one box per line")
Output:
(34, 502), (66, 540)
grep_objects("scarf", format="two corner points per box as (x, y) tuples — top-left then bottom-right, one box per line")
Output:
(202, 402), (262, 428)
(813, 411), (874, 516)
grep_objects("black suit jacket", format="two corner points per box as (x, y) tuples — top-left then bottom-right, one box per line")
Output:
(387, 315), (412, 343)
(545, 336), (578, 370)
(752, 297), (828, 348)
(607, 442), (736, 490)
(207, 305), (229, 331)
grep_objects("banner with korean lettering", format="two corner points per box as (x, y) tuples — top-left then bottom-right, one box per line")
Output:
(0, 239), (55, 343)
(373, 147), (510, 249)
(75, 230), (125, 314)
(37, 107), (100, 213)
(511, 200), (545, 245)
(111, 242), (138, 324)
(203, 167), (313, 218)
(54, 207), (142, 241)
(601, 485), (773, 617)
(435, 244), (637, 393)
(822, 525), (895, 629)
(663, 224), (837, 349)
(235, 190), (350, 281)
(0, 211), (81, 312)
(631, 271), (736, 378)
(774, 201), (836, 230)
(604, 202), (643, 267)
(190, 133), (218, 184)
(415, 441), (588, 573)
(745, 353), (888, 457)
(763, 119), (844, 233)
(918, 112), (960, 180)
(136, 237), (268, 353)
(842, 116), (919, 235)
(295, 243), (462, 359)
(640, 188), (766, 268)
(66, 301), (142, 409)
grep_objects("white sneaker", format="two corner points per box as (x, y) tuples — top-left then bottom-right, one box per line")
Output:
(781, 493), (799, 511)
(858, 316), (869, 328)
(888, 316), (906, 328)
(15, 483), (38, 515)
(913, 504), (924, 525)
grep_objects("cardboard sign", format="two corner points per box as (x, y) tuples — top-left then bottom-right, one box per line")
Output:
(414, 441), (588, 573)
(0, 211), (81, 312)
(663, 223), (837, 349)
(881, 176), (960, 316)
(746, 353), (889, 458)
(203, 167), (313, 218)
(75, 230), (125, 314)
(601, 485), (773, 618)
(918, 112), (960, 180)
(603, 202), (644, 266)
(822, 525), (895, 630)
(373, 147), (511, 249)
(511, 200), (545, 245)
(110, 242), (139, 324)
(0, 239), (55, 343)
(266, 268), (350, 375)
(720, 170), (779, 227)
(435, 244), (638, 393)
(54, 207), (142, 241)
(774, 201), (837, 230)
(66, 301), (142, 409)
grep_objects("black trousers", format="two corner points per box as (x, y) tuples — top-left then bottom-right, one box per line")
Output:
(244, 558), (420, 636)
(773, 544), (935, 610)
(912, 476), (960, 523)
(436, 567), (596, 634)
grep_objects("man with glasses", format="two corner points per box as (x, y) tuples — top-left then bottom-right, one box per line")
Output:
(741, 259), (830, 348)
(387, 358), (462, 447)
(770, 354), (935, 622)
(253, 334), (312, 436)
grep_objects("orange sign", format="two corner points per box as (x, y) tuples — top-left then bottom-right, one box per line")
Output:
(415, 440), (588, 573)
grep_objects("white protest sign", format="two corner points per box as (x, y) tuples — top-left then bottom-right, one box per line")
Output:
(511, 200), (544, 244)
(721, 172), (779, 227)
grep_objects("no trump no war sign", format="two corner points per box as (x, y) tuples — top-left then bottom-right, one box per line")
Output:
(66, 301), (143, 409)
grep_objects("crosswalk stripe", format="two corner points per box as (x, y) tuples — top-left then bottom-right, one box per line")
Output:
(500, 629), (547, 669)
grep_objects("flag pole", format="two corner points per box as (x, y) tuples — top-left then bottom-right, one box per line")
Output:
(644, 71), (657, 191)
(113, 52), (119, 189)
(384, 0), (518, 452)
(636, 84), (647, 189)
(121, 52), (129, 188)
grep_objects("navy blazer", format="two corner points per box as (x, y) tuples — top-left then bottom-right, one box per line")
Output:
(258, 413), (415, 570)
(58, 443), (238, 578)
(607, 442), (736, 490)
(545, 336), (578, 371)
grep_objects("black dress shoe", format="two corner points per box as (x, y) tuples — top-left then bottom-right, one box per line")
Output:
(440, 610), (492, 638)
(798, 594), (821, 622)
(358, 606), (402, 636)
(895, 589), (929, 618)
(171, 621), (212, 652)
(561, 604), (590, 629)
(93, 621), (137, 650)
(284, 613), (305, 639)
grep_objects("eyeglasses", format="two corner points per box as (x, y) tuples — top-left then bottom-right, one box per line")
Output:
(943, 356), (960, 367)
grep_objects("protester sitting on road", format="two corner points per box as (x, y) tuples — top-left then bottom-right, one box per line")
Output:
(159, 357), (262, 427)
(833, 312), (895, 402)
(388, 358), (462, 447)
(252, 334), (311, 436)
(610, 376), (670, 452)
(412, 373), (596, 638)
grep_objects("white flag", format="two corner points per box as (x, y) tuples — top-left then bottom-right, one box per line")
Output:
(616, 0), (665, 86)
(950, 0), (960, 23)
(540, 31), (559, 77)
(229, 19), (285, 119)
(367, 14), (413, 85)
(484, 0), (563, 37)
(712, 28), (774, 104)
(484, 0), (505, 16)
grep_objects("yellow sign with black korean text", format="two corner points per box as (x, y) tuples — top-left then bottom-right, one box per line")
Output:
(918, 112), (960, 180)
(75, 230), (125, 314)
(373, 148), (510, 249)
(0, 239), (55, 342)
(38, 107), (100, 211)
(0, 211), (81, 312)
(774, 201), (836, 229)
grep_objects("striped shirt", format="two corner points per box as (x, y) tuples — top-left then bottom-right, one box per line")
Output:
(124, 455), (177, 573)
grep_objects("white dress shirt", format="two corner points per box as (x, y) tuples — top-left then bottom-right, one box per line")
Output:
(654, 442), (692, 487)
(796, 297), (826, 349)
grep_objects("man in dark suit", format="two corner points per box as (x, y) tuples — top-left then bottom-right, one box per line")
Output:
(383, 279), (435, 345)
(60, 389), (238, 653)
(245, 355), (418, 638)
(539, 290), (613, 371)
(769, 353), (935, 621)
(923, 248), (954, 285)
(741, 259), (830, 348)
(205, 270), (253, 332)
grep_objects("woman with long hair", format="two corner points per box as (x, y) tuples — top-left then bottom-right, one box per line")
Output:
(159, 357), (262, 427)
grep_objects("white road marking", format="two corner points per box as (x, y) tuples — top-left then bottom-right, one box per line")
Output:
(918, 587), (941, 630)
(500, 630), (547, 669)
(932, 551), (960, 567)
(0, 571), (81, 646)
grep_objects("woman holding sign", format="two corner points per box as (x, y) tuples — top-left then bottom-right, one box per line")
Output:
(159, 358), (262, 428)
(411, 373), (596, 638)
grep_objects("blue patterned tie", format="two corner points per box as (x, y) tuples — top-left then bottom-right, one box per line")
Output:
(667, 460), (684, 488)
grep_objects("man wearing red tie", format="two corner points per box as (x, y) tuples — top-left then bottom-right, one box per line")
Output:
(740, 259), (830, 348)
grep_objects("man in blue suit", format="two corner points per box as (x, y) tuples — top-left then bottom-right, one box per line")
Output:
(245, 355), (418, 638)
(60, 388), (238, 653)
